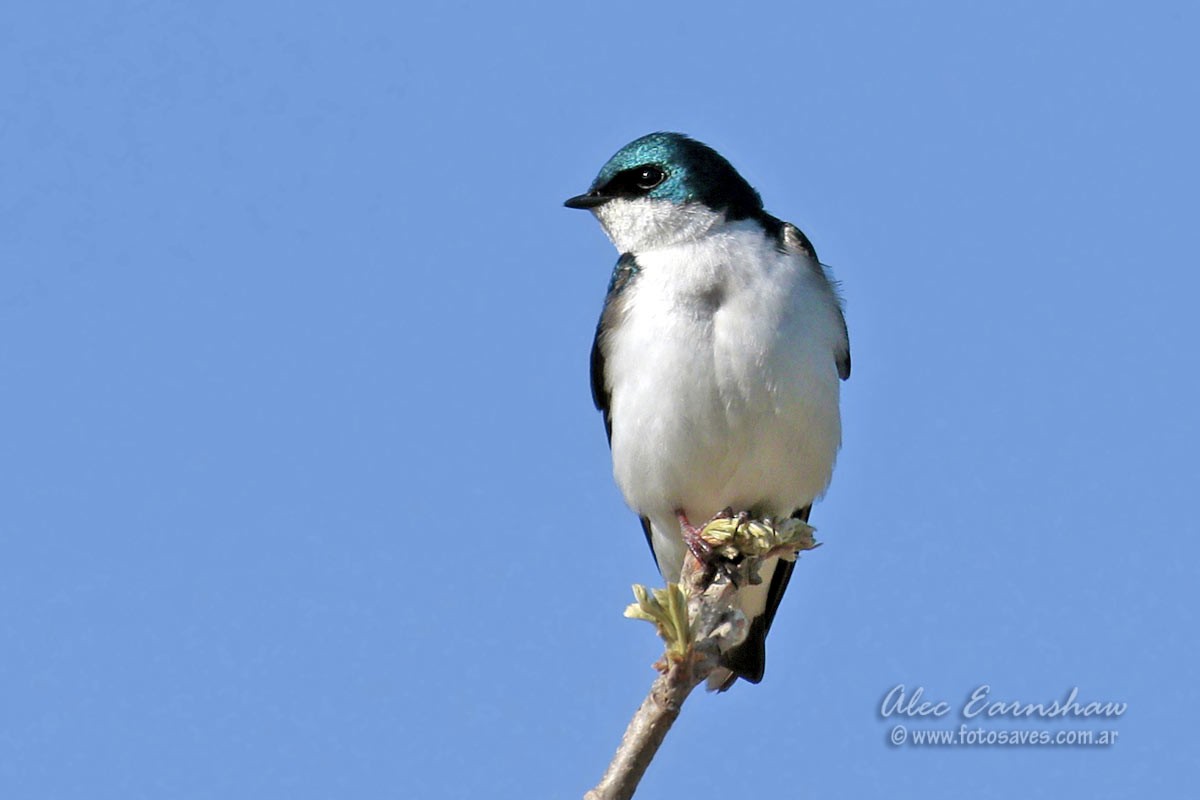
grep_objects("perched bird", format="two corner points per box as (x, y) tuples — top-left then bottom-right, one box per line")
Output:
(565, 132), (850, 690)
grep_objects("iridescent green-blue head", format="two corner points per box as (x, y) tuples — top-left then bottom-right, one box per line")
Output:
(565, 132), (765, 252)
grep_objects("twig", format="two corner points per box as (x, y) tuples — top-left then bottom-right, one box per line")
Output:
(581, 646), (696, 800)
(583, 551), (718, 800)
(583, 515), (818, 800)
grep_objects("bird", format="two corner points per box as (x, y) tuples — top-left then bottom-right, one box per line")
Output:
(565, 132), (850, 690)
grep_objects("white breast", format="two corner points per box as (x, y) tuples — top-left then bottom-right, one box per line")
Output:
(604, 219), (844, 582)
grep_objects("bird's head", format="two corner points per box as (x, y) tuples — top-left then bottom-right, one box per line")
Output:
(564, 132), (763, 253)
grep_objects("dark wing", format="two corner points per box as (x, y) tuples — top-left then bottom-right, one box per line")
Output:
(775, 219), (851, 381)
(834, 306), (852, 381)
(589, 252), (641, 444)
(589, 327), (613, 443)
(715, 505), (811, 690)
(638, 516), (657, 571)
(589, 254), (657, 561)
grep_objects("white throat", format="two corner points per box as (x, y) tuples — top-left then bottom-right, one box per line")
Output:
(593, 198), (725, 253)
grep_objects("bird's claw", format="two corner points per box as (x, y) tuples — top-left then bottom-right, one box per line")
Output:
(677, 509), (746, 585)
(677, 510), (714, 564)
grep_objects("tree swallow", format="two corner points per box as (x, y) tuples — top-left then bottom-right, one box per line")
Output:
(566, 132), (850, 690)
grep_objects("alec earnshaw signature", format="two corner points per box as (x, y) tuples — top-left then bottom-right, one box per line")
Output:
(880, 684), (1127, 720)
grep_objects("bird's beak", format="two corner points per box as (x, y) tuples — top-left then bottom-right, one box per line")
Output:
(563, 191), (611, 210)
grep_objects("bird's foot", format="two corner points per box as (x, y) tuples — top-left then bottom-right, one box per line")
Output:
(677, 509), (743, 585)
(677, 509), (713, 564)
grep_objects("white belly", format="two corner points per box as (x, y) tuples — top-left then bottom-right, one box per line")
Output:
(604, 227), (843, 581)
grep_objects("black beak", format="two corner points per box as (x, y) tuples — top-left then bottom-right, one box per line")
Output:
(563, 192), (611, 210)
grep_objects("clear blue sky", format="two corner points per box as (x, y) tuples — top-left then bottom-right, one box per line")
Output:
(2, 2), (1197, 798)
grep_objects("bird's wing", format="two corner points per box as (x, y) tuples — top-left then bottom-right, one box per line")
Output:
(588, 330), (613, 443)
(590, 253), (657, 561)
(589, 252), (641, 443)
(714, 505), (810, 689)
(780, 221), (851, 381)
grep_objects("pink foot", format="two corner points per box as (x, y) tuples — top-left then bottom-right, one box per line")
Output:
(676, 509), (713, 564)
(677, 508), (750, 584)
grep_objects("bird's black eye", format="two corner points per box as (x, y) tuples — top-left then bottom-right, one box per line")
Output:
(597, 164), (669, 199)
(635, 165), (665, 190)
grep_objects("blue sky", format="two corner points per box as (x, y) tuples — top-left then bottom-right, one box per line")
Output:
(2, 2), (1197, 798)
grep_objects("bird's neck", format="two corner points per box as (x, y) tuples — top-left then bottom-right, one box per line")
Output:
(596, 198), (729, 254)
